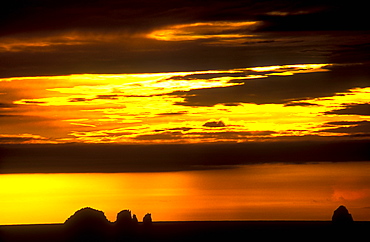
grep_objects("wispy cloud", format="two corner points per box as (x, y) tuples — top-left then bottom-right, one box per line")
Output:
(147, 21), (260, 45)
(0, 133), (53, 144)
(325, 103), (370, 116)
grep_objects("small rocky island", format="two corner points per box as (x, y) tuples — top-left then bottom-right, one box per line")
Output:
(1, 205), (367, 242)
(64, 207), (152, 241)
(332, 205), (354, 225)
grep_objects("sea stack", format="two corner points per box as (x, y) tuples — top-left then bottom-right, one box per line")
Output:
(143, 213), (152, 226)
(65, 207), (111, 228)
(64, 207), (112, 241)
(116, 210), (134, 227)
(332, 205), (353, 225)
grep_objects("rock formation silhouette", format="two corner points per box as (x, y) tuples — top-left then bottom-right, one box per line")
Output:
(61, 208), (157, 241)
(332, 205), (353, 225)
(64, 207), (112, 242)
(116, 210), (133, 227)
(115, 209), (139, 239)
(143, 213), (152, 226)
(133, 214), (138, 224)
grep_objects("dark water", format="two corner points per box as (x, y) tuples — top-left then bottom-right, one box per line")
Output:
(1, 221), (369, 242)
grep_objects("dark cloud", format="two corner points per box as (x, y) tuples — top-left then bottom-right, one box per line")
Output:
(189, 131), (277, 139)
(134, 130), (276, 141)
(174, 64), (370, 106)
(68, 95), (121, 102)
(0, 30), (368, 78)
(171, 72), (248, 80)
(1, 1), (367, 38)
(321, 121), (370, 135)
(203, 120), (226, 127)
(0, 114), (18, 118)
(223, 103), (241, 106)
(0, 140), (369, 173)
(168, 127), (193, 131)
(257, 2), (369, 32)
(0, 102), (13, 108)
(326, 121), (365, 126)
(157, 111), (188, 116)
(95, 95), (120, 100)
(0, 137), (35, 143)
(284, 102), (320, 107)
(0, 135), (47, 144)
(0, 102), (16, 116)
(23, 100), (47, 104)
(0, 1), (369, 78)
(332, 42), (370, 64)
(325, 103), (370, 116)
(69, 97), (90, 102)
(0, 0), (186, 36)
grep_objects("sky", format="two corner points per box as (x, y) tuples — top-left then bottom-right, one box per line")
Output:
(0, 0), (370, 224)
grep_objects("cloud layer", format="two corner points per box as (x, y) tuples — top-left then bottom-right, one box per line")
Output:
(0, 140), (369, 173)
(1, 1), (369, 173)
(1, 63), (369, 144)
(1, 1), (369, 78)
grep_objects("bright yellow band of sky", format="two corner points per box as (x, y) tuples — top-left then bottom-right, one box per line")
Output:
(0, 162), (369, 225)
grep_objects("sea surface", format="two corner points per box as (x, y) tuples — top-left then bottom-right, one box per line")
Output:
(1, 221), (369, 242)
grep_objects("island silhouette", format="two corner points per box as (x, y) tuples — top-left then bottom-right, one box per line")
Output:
(0, 205), (368, 242)
(332, 205), (354, 225)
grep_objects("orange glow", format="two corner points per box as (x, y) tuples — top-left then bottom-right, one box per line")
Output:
(147, 21), (259, 44)
(249, 63), (330, 74)
(1, 162), (369, 224)
(0, 31), (137, 52)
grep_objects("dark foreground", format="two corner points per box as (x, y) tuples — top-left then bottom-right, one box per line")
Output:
(1, 221), (369, 242)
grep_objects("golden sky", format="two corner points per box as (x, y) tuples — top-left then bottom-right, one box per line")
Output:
(0, 1), (369, 224)
(1, 63), (369, 144)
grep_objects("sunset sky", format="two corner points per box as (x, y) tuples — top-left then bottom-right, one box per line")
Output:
(0, 0), (369, 224)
